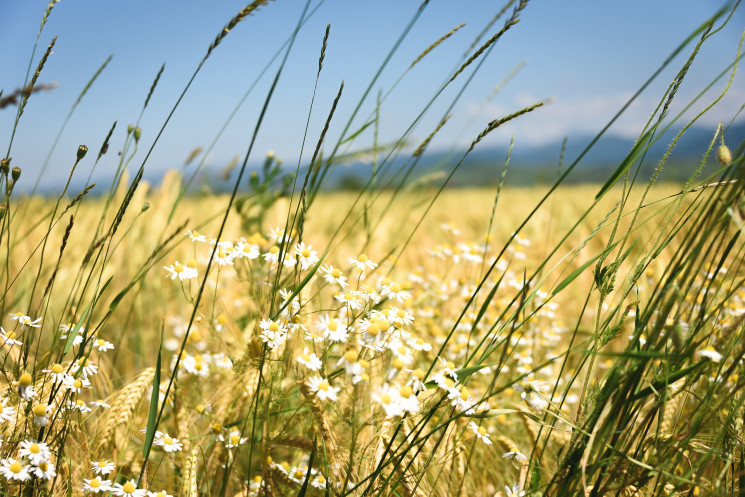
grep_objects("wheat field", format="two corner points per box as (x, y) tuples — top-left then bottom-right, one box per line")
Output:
(1, 1), (744, 496)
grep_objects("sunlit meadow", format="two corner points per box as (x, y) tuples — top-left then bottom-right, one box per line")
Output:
(1, 1), (745, 497)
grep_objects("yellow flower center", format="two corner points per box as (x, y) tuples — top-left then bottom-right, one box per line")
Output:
(90, 478), (102, 488)
(366, 323), (380, 336)
(327, 320), (338, 331)
(318, 380), (330, 391)
(478, 427), (487, 437)
(413, 368), (425, 380)
(164, 437), (174, 445)
(269, 322), (279, 332)
(331, 269), (342, 278)
(390, 284), (401, 293)
(380, 393), (392, 404)
(122, 482), (136, 493)
(29, 443), (40, 454)
(97, 462), (108, 468)
(230, 434), (240, 445)
(73, 379), (82, 389)
(211, 424), (222, 434)
(19, 372), (32, 386)
(33, 404), (47, 416)
(301, 249), (311, 257)
(399, 386), (413, 398)
(38, 462), (48, 471)
(6, 330), (16, 340)
(174, 263), (184, 273)
(52, 363), (64, 374)
(301, 353), (311, 362)
(344, 350), (357, 362)
(9, 461), (22, 473)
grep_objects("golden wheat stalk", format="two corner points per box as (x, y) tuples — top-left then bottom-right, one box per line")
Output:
(97, 367), (155, 452)
(299, 380), (346, 484)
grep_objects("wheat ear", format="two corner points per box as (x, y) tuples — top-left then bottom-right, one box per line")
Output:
(98, 367), (155, 452)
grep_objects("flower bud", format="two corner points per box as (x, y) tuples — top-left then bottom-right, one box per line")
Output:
(127, 124), (134, 135)
(141, 202), (150, 212)
(133, 127), (142, 142)
(77, 145), (88, 161)
(0, 158), (9, 176)
(11, 167), (21, 182)
(717, 144), (732, 166)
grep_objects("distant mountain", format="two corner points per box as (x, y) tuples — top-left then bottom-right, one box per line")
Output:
(186, 120), (745, 192)
(37, 122), (742, 196)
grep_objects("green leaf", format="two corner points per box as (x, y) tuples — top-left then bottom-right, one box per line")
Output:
(552, 245), (613, 296)
(530, 464), (541, 491)
(297, 437), (317, 497)
(142, 323), (163, 460)
(595, 129), (653, 199)
(340, 120), (375, 145)
(454, 363), (497, 382)
(64, 302), (91, 354)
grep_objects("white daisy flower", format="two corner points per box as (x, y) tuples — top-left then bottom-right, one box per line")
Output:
(9, 312), (42, 330)
(0, 458), (30, 481)
(218, 430), (247, 448)
(154, 433), (183, 453)
(90, 460), (116, 475)
(1, 398), (16, 422)
(18, 440), (51, 465)
(32, 460), (56, 480)
(82, 477), (113, 493)
(348, 254), (377, 271)
(306, 376), (340, 402)
(696, 346), (723, 363)
(0, 327), (22, 347)
(294, 242), (319, 270)
(112, 479), (147, 496)
(468, 421), (492, 445)
(185, 229), (207, 243)
(297, 348), (323, 371)
(320, 264), (348, 288)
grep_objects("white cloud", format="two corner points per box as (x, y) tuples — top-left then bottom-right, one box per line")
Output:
(464, 83), (743, 146)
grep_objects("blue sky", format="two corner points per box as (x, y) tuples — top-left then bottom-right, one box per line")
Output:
(0, 1), (743, 188)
